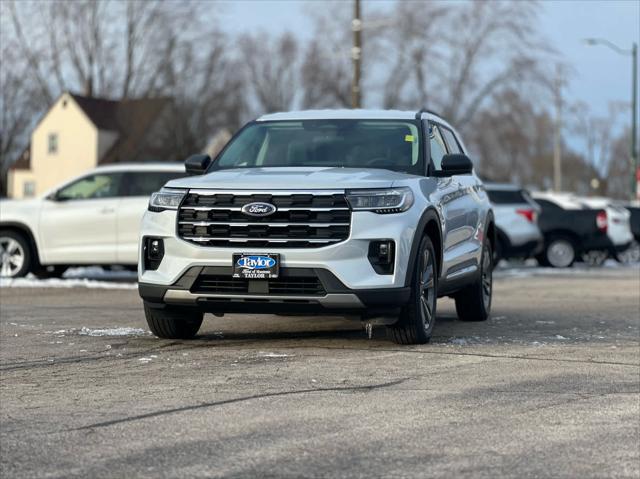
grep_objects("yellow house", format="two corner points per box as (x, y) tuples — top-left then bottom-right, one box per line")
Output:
(8, 92), (171, 198)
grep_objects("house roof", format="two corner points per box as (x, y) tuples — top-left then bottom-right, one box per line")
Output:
(70, 93), (170, 135)
(11, 145), (31, 170)
(10, 92), (172, 171)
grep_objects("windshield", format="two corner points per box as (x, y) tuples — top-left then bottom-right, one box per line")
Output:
(212, 120), (423, 174)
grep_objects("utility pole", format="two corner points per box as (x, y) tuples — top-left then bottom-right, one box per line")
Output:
(351, 0), (362, 109)
(584, 38), (639, 200)
(631, 42), (638, 200)
(553, 64), (563, 192)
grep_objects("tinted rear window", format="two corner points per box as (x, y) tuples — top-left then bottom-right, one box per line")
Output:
(487, 189), (527, 204)
(122, 171), (186, 197)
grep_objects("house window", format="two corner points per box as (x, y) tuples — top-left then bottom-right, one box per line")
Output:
(23, 181), (35, 198)
(48, 133), (58, 154)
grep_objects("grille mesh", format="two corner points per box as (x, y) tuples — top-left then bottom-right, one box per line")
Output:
(178, 191), (351, 248)
(191, 275), (325, 296)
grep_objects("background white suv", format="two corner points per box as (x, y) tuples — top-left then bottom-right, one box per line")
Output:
(0, 163), (185, 278)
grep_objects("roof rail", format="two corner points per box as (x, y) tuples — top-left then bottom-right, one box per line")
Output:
(414, 108), (442, 120)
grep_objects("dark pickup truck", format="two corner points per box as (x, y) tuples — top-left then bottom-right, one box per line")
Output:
(532, 195), (610, 267)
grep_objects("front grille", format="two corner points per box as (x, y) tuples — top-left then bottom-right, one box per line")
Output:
(178, 190), (351, 248)
(192, 274), (325, 296)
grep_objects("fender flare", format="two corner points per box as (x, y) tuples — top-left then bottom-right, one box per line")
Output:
(0, 221), (44, 266)
(404, 207), (443, 287)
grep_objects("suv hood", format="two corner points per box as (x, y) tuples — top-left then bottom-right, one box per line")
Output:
(165, 167), (414, 191)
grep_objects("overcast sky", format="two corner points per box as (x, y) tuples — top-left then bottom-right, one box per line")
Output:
(221, 0), (639, 121)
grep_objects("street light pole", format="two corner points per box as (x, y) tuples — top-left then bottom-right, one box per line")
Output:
(553, 64), (564, 192)
(584, 38), (639, 200)
(351, 0), (362, 109)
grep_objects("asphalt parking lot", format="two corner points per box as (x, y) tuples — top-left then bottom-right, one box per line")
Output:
(1, 266), (639, 478)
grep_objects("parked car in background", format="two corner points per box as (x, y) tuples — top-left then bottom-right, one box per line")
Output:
(485, 183), (543, 262)
(0, 163), (185, 278)
(616, 203), (640, 263)
(531, 192), (612, 268)
(574, 197), (633, 265)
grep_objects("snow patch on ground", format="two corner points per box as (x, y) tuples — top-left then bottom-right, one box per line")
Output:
(0, 277), (136, 290)
(257, 352), (291, 358)
(78, 327), (149, 337)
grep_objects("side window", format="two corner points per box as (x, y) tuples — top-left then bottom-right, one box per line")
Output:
(23, 181), (36, 198)
(122, 171), (187, 197)
(48, 133), (58, 154)
(440, 127), (462, 154)
(56, 173), (123, 201)
(428, 123), (448, 171)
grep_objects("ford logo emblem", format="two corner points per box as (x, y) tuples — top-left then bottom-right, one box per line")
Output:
(241, 202), (276, 217)
(236, 256), (276, 270)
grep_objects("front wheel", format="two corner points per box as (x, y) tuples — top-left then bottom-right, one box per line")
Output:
(144, 302), (204, 339)
(387, 235), (438, 345)
(454, 240), (493, 322)
(0, 231), (32, 278)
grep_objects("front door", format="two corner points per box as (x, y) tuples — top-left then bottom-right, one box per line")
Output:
(38, 172), (123, 264)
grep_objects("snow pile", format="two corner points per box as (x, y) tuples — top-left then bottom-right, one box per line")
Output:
(0, 277), (136, 290)
(78, 327), (148, 337)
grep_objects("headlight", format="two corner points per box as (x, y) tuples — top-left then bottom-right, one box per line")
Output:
(345, 187), (414, 214)
(148, 188), (187, 212)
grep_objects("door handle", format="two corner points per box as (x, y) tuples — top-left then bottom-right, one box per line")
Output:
(100, 207), (116, 214)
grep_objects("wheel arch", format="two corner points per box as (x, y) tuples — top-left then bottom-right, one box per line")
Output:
(544, 229), (581, 249)
(404, 207), (443, 287)
(485, 211), (496, 254)
(0, 222), (43, 266)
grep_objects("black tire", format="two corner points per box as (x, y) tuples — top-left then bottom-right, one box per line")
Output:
(387, 235), (438, 345)
(542, 235), (576, 268)
(144, 302), (204, 339)
(33, 265), (68, 279)
(0, 230), (32, 278)
(455, 239), (492, 322)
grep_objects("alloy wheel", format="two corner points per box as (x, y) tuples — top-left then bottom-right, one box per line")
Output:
(419, 248), (436, 331)
(481, 246), (492, 309)
(0, 236), (25, 278)
(547, 239), (575, 268)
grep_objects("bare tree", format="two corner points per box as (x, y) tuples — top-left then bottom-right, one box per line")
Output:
(0, 0), (246, 181)
(240, 32), (299, 114)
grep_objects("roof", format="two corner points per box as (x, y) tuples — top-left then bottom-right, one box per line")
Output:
(10, 93), (173, 171)
(70, 93), (170, 133)
(11, 145), (30, 170)
(257, 109), (452, 126)
(93, 162), (185, 173)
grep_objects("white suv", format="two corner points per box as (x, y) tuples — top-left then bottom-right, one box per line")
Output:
(0, 163), (185, 278)
(138, 110), (495, 344)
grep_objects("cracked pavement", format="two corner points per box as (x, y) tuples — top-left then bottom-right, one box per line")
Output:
(1, 267), (639, 478)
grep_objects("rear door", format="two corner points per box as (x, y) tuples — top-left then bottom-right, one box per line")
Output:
(116, 170), (186, 263)
(38, 172), (123, 264)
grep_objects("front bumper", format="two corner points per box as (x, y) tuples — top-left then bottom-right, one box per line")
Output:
(139, 266), (411, 316)
(138, 204), (423, 291)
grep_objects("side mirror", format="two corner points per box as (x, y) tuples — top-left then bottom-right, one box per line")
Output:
(185, 154), (212, 175)
(440, 154), (473, 176)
